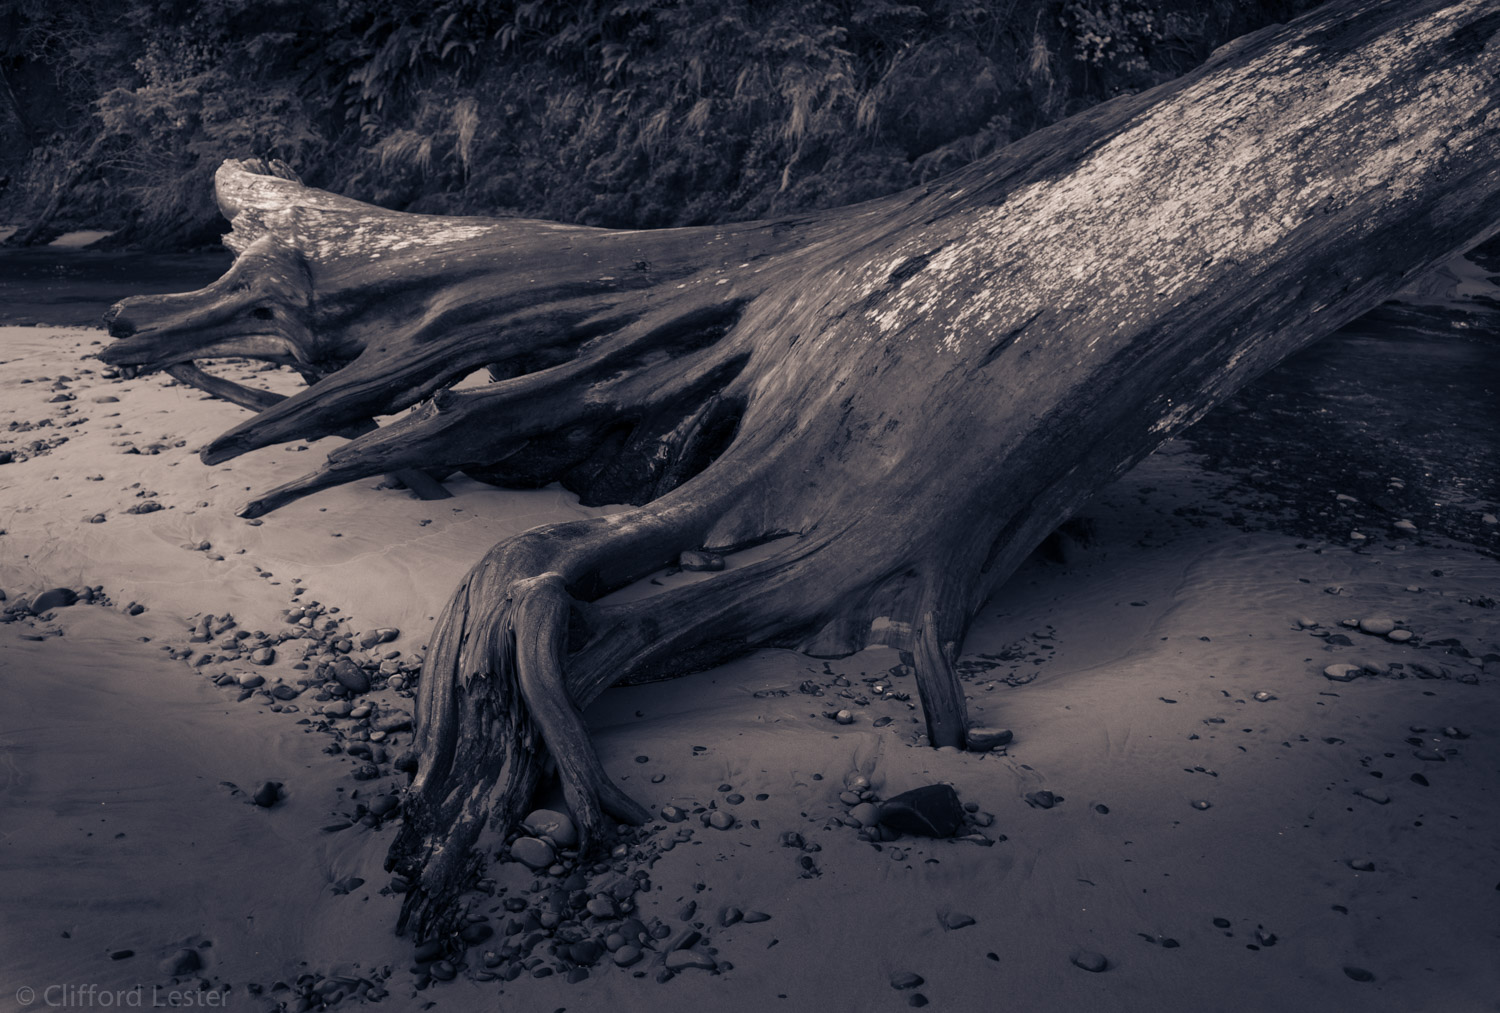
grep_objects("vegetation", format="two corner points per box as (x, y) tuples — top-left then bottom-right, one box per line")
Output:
(1, 0), (1322, 249)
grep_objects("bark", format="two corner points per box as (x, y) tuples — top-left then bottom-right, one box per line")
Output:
(102, 0), (1500, 941)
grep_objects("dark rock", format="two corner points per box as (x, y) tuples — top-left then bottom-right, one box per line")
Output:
(1343, 966), (1375, 982)
(31, 587), (78, 613)
(331, 657), (370, 694)
(679, 550), (725, 571)
(890, 971), (924, 989)
(252, 781), (282, 807)
(1026, 790), (1060, 809)
(878, 784), (966, 838)
(1071, 949), (1108, 972)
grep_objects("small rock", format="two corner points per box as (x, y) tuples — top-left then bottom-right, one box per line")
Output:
(1358, 617), (1395, 636)
(966, 726), (1014, 751)
(834, 709), (854, 725)
(1071, 949), (1108, 972)
(660, 805), (686, 823)
(238, 673), (265, 689)
(679, 550), (725, 572)
(350, 762), (380, 781)
(942, 911), (975, 930)
(1025, 790), (1059, 809)
(1343, 966), (1375, 982)
(586, 895), (618, 919)
(30, 587), (77, 613)
(523, 808), (579, 848)
(249, 646), (275, 666)
(1356, 787), (1390, 805)
(1347, 858), (1375, 871)
(159, 948), (202, 976)
(707, 809), (735, 830)
(1191, 799), (1212, 810)
(1252, 691), (1276, 702)
(331, 657), (370, 694)
(1297, 617), (1319, 629)
(890, 971), (924, 989)
(510, 836), (556, 869)
(368, 794), (400, 817)
(848, 802), (881, 827)
(878, 784), (966, 838)
(1393, 519), (1418, 536)
(1386, 629), (1413, 643)
(664, 949), (717, 972)
(252, 781), (282, 807)
(1412, 749), (1444, 762)
(742, 911), (771, 923)
(1324, 663), (1362, 682)
(612, 945), (643, 967)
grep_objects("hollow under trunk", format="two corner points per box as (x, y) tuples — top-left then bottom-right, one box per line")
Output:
(102, 0), (1500, 941)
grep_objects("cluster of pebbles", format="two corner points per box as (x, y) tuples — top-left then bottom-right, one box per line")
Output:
(1303, 611), (1494, 685)
(0, 583), (147, 626)
(397, 806), (772, 992)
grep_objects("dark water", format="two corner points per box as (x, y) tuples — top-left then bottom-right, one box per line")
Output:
(0, 246), (232, 327)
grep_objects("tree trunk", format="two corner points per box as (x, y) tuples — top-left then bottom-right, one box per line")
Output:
(101, 0), (1500, 941)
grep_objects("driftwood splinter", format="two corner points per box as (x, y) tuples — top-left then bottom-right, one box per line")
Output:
(101, 0), (1500, 940)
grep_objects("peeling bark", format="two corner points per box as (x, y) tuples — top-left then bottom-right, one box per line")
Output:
(104, 0), (1500, 940)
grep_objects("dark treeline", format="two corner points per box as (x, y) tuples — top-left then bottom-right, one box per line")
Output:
(1, 0), (1321, 250)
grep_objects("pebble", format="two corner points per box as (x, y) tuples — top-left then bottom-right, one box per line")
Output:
(678, 550), (725, 572)
(891, 971), (924, 990)
(942, 911), (976, 930)
(510, 836), (556, 869)
(30, 587), (77, 613)
(369, 794), (400, 817)
(238, 673), (265, 689)
(1347, 858), (1375, 871)
(1386, 629), (1413, 642)
(1356, 787), (1390, 805)
(848, 802), (881, 827)
(613, 945), (643, 967)
(1357, 617), (1395, 636)
(908, 995), (929, 1008)
(249, 646), (275, 665)
(586, 896), (618, 919)
(742, 911), (771, 923)
(252, 781), (282, 807)
(523, 808), (578, 848)
(660, 805), (686, 823)
(1071, 949), (1108, 972)
(1412, 749), (1444, 762)
(664, 949), (716, 972)
(707, 810), (735, 830)
(1323, 663), (1362, 682)
(1343, 966), (1375, 982)
(1191, 800), (1212, 810)
(331, 657), (370, 693)
(350, 763), (380, 780)
(879, 784), (966, 838)
(834, 709), (854, 724)
(966, 726), (1014, 751)
(1393, 519), (1418, 536)
(1297, 617), (1319, 628)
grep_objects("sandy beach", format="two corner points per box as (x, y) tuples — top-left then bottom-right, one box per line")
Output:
(2, 253), (1498, 1012)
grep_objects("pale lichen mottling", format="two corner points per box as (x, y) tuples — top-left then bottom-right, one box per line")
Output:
(851, 1), (1498, 359)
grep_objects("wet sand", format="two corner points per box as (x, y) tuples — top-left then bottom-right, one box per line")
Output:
(2, 259), (1498, 1011)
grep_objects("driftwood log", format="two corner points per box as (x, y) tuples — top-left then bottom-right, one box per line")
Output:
(102, 0), (1500, 939)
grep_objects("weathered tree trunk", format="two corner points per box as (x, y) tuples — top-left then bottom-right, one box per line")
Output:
(102, 0), (1500, 940)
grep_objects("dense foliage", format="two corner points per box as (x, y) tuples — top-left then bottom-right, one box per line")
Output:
(1, 0), (1322, 248)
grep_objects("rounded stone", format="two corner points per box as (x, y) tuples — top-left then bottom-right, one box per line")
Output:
(1386, 629), (1413, 642)
(1323, 663), (1362, 682)
(660, 805), (686, 823)
(612, 945), (642, 967)
(509, 836), (556, 869)
(1071, 949), (1108, 972)
(890, 971), (924, 990)
(523, 808), (579, 848)
(31, 587), (78, 613)
(848, 802), (882, 828)
(1358, 616), (1396, 636)
(834, 709), (854, 724)
(708, 810), (735, 830)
